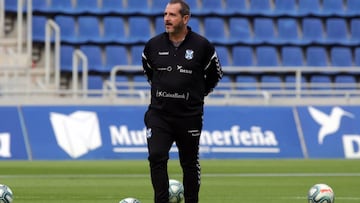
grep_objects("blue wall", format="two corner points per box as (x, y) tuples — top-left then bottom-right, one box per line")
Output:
(1, 105), (359, 160)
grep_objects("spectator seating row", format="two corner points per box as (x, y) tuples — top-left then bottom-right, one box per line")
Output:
(6, 0), (360, 18)
(61, 44), (360, 74)
(90, 73), (359, 96)
(32, 15), (360, 47)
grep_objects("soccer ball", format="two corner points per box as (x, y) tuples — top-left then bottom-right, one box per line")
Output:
(0, 184), (13, 203)
(308, 183), (334, 203)
(168, 179), (184, 203)
(118, 197), (141, 203)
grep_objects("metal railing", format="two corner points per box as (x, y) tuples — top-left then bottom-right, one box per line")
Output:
(102, 65), (360, 105)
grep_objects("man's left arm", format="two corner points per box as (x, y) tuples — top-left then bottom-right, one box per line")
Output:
(204, 50), (223, 96)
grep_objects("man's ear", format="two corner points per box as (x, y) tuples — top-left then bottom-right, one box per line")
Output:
(183, 14), (190, 24)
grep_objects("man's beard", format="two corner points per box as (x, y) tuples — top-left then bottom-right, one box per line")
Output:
(165, 23), (184, 34)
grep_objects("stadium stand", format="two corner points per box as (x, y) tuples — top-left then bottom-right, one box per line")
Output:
(79, 45), (103, 72)
(281, 46), (304, 66)
(256, 46), (279, 66)
(32, 15), (47, 43)
(101, 0), (126, 14)
(126, 0), (151, 16)
(277, 18), (301, 44)
(203, 17), (227, 44)
(232, 46), (254, 67)
(253, 17), (277, 44)
(325, 18), (351, 45)
(102, 16), (127, 44)
(306, 46), (329, 67)
(201, 0), (224, 16)
(77, 16), (103, 44)
(75, 0), (103, 15)
(224, 0), (248, 16)
(54, 15), (79, 45)
(322, 0), (346, 16)
(302, 18), (326, 44)
(249, 0), (273, 16)
(298, 0), (321, 16)
(273, 0), (297, 17)
(350, 18), (360, 43)
(127, 16), (152, 44)
(330, 47), (353, 67)
(1, 0), (360, 105)
(104, 45), (129, 72)
(346, 0), (360, 17)
(355, 48), (360, 66)
(60, 45), (74, 72)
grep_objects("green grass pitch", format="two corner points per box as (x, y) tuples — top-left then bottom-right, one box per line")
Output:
(0, 159), (359, 203)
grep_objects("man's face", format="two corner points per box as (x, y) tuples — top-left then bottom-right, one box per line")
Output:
(164, 3), (188, 34)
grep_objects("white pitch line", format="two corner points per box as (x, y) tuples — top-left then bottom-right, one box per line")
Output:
(1, 173), (360, 179)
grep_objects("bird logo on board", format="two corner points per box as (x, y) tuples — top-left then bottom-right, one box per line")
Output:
(308, 106), (354, 144)
(185, 49), (194, 60)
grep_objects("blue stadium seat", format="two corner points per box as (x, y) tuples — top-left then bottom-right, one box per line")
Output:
(33, 0), (49, 14)
(215, 75), (233, 91)
(249, 0), (273, 16)
(302, 18), (325, 44)
(277, 18), (304, 45)
(284, 75), (306, 91)
(306, 46), (329, 67)
(215, 46), (229, 66)
(126, 0), (151, 15)
(75, 0), (102, 15)
(47, 0), (77, 15)
(88, 76), (105, 94)
(254, 18), (277, 44)
(322, 0), (346, 16)
(225, 0), (248, 16)
(4, 0), (20, 12)
(298, 0), (321, 16)
(54, 15), (80, 45)
(60, 45), (74, 72)
(350, 18), (360, 43)
(188, 17), (201, 34)
(347, 0), (360, 17)
(103, 16), (127, 44)
(256, 46), (279, 66)
(228, 17), (253, 45)
(133, 75), (149, 91)
(155, 17), (165, 35)
(128, 17), (152, 44)
(32, 16), (47, 43)
(184, 0), (201, 15)
(80, 45), (104, 72)
(236, 76), (258, 91)
(201, 0), (224, 15)
(77, 16), (102, 44)
(281, 46), (304, 66)
(232, 46), (254, 66)
(326, 18), (351, 45)
(334, 75), (357, 90)
(330, 47), (353, 67)
(130, 45), (144, 65)
(355, 48), (360, 66)
(104, 45), (129, 71)
(150, 0), (167, 14)
(203, 17), (227, 44)
(101, 0), (125, 14)
(273, 0), (297, 17)
(260, 75), (283, 91)
(309, 75), (332, 91)
(115, 75), (130, 91)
